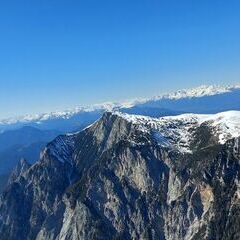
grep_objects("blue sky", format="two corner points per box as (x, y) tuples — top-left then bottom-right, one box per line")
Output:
(0, 0), (240, 118)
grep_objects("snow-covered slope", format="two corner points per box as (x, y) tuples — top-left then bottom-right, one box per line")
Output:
(114, 110), (240, 152)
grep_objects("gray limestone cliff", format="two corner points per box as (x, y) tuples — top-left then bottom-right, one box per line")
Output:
(0, 112), (239, 240)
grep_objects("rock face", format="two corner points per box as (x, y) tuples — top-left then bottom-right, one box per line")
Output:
(0, 112), (239, 240)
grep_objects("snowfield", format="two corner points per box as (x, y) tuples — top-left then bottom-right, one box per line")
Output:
(113, 110), (240, 152)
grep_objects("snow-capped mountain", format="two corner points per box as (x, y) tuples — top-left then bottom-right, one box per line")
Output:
(151, 84), (240, 100)
(134, 84), (240, 115)
(0, 83), (239, 189)
(1, 84), (240, 132)
(1, 111), (239, 240)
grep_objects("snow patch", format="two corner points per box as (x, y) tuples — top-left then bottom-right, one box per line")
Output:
(47, 135), (76, 163)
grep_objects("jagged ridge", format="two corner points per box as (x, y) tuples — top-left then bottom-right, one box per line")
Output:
(0, 111), (239, 240)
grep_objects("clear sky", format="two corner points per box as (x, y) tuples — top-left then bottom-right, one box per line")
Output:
(0, 0), (240, 118)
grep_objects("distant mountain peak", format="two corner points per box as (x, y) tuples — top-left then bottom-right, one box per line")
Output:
(152, 84), (240, 101)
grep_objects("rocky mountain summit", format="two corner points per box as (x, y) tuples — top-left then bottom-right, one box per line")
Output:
(0, 111), (239, 240)
(0, 84), (240, 193)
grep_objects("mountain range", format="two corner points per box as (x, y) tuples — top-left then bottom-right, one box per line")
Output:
(1, 84), (240, 131)
(0, 110), (239, 239)
(0, 84), (240, 192)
